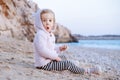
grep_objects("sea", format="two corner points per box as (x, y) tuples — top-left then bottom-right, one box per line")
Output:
(58, 40), (120, 50)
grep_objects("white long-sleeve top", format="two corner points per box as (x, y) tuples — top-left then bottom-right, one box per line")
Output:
(33, 9), (60, 67)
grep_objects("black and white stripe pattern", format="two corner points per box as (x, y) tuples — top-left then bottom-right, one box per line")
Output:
(40, 60), (85, 74)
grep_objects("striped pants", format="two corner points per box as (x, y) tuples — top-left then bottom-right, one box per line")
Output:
(38, 60), (85, 74)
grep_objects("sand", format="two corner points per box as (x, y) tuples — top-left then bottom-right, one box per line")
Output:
(0, 37), (120, 80)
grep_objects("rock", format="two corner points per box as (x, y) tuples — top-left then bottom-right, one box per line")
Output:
(53, 23), (78, 43)
(0, 0), (38, 41)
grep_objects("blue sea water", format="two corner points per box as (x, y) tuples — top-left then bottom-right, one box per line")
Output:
(60, 40), (120, 50)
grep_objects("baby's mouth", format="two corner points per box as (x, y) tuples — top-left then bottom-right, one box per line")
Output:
(47, 27), (49, 29)
(47, 27), (49, 30)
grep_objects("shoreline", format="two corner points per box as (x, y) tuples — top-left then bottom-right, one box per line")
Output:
(58, 43), (120, 51)
(0, 37), (120, 80)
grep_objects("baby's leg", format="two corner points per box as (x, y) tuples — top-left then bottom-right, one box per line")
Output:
(41, 60), (85, 74)
(65, 60), (85, 74)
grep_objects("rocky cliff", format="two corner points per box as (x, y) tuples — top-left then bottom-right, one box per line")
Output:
(0, 0), (37, 42)
(54, 23), (78, 43)
(0, 0), (78, 43)
(73, 34), (120, 40)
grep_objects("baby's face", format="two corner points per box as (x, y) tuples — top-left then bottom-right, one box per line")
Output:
(41, 13), (54, 32)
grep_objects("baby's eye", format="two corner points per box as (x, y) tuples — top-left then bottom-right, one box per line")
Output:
(43, 20), (46, 22)
(49, 20), (52, 22)
(42, 19), (46, 22)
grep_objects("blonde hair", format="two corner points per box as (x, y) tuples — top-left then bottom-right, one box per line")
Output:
(40, 9), (55, 22)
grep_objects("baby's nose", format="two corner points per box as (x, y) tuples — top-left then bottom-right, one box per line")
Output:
(46, 23), (49, 25)
(46, 21), (49, 25)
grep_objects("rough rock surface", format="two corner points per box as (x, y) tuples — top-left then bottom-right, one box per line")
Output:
(0, 0), (37, 41)
(54, 23), (78, 43)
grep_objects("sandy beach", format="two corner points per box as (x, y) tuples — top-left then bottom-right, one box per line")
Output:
(0, 37), (120, 80)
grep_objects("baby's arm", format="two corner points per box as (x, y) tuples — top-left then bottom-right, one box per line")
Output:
(35, 33), (59, 60)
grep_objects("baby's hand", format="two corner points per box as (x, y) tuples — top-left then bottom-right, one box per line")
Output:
(59, 45), (68, 51)
(55, 57), (61, 61)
